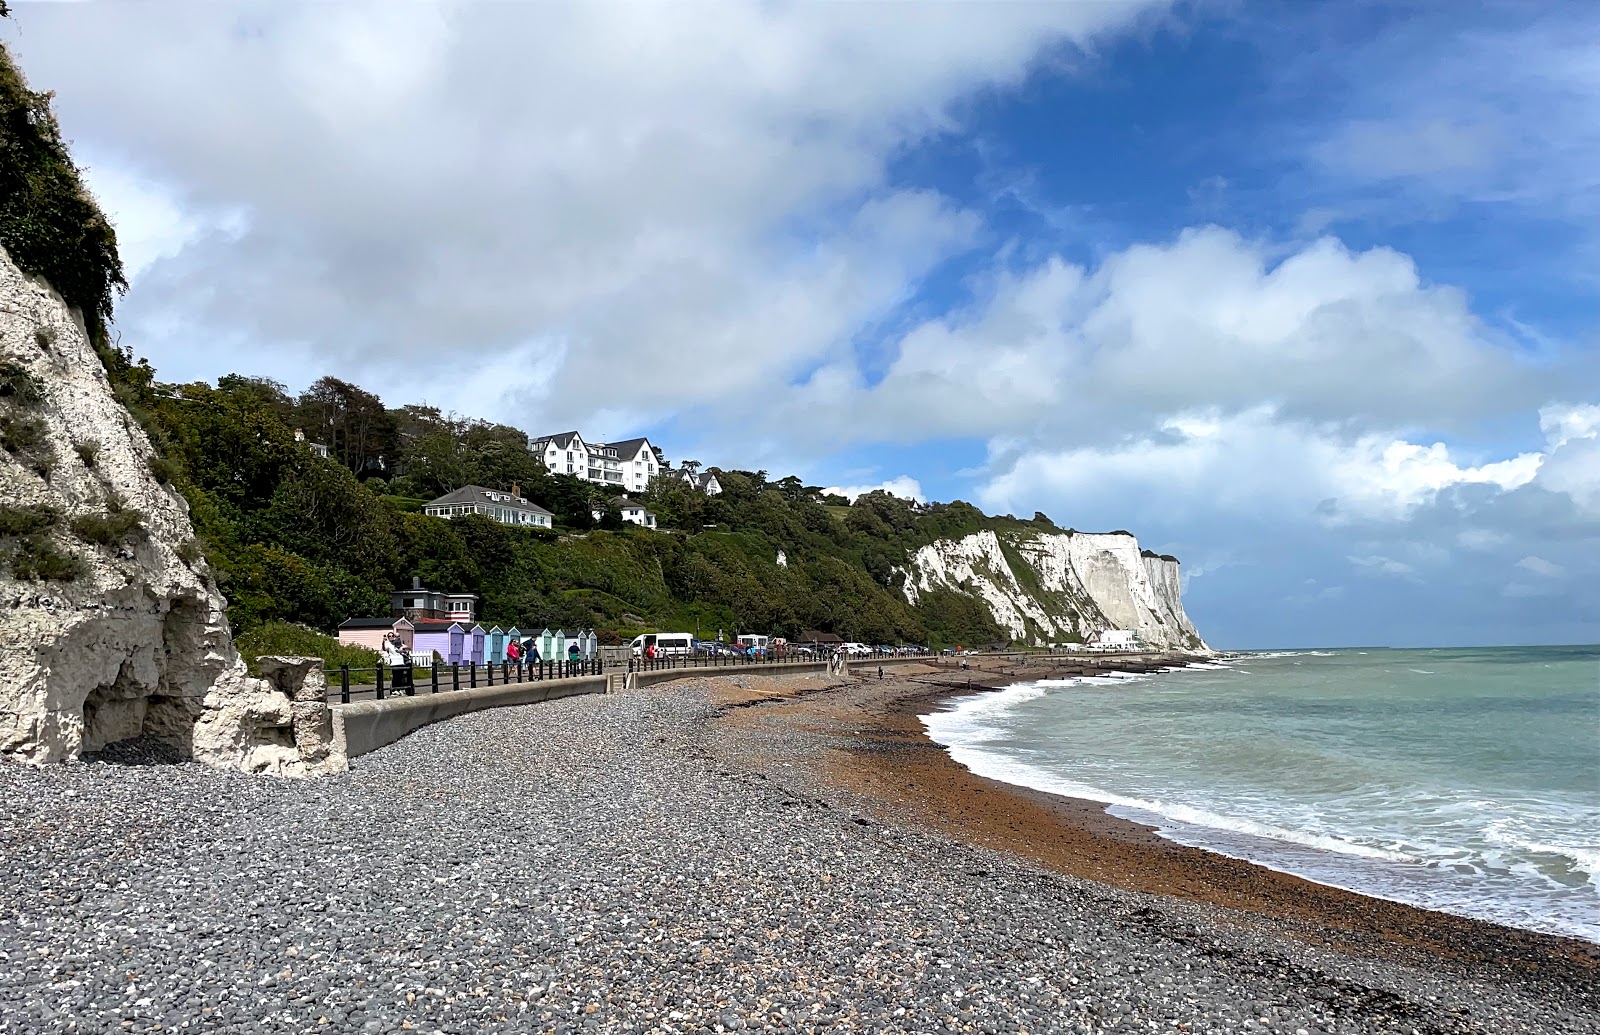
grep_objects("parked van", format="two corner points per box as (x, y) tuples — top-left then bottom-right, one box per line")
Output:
(736, 634), (769, 651)
(630, 632), (695, 657)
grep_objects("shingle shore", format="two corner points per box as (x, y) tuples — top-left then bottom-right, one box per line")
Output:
(1, 680), (1593, 1034)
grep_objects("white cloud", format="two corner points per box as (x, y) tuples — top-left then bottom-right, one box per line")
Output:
(822, 477), (926, 503)
(767, 226), (1558, 454)
(1531, 403), (1600, 512)
(2, 0), (1164, 422)
(1516, 556), (1563, 578)
(976, 406), (1547, 525)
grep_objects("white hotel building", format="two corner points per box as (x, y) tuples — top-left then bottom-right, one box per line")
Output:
(530, 432), (662, 495)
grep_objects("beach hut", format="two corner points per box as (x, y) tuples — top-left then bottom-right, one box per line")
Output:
(336, 616), (414, 651)
(552, 628), (568, 660)
(583, 629), (597, 659)
(468, 624), (486, 665)
(539, 627), (554, 660)
(412, 620), (465, 665)
(487, 626), (505, 662)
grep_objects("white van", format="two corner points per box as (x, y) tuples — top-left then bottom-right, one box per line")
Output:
(630, 632), (695, 657)
(736, 634), (768, 650)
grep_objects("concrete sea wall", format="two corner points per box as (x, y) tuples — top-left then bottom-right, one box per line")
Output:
(335, 657), (930, 759)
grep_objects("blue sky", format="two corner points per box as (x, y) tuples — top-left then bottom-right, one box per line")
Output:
(5, 0), (1597, 648)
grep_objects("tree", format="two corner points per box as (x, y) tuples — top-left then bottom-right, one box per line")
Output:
(297, 376), (397, 477)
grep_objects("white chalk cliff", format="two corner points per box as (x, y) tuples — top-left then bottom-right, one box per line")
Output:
(902, 529), (1208, 650)
(0, 245), (342, 773)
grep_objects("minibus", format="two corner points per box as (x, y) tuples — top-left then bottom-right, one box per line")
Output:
(630, 632), (695, 657)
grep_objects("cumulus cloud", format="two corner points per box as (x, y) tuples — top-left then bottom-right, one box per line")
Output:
(767, 227), (1573, 455)
(822, 477), (926, 503)
(1516, 556), (1563, 578)
(3, 0), (1163, 426)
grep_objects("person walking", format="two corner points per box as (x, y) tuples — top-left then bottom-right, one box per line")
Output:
(877, 665), (884, 680)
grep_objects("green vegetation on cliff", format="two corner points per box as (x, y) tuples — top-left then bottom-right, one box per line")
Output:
(0, 36), (124, 349)
(106, 372), (1024, 646)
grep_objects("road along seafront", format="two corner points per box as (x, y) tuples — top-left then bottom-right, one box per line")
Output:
(0, 667), (1594, 1034)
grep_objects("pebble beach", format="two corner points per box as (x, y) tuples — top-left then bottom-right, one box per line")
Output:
(2, 671), (1596, 1034)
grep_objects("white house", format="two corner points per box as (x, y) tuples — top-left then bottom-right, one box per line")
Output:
(680, 468), (722, 495)
(1088, 629), (1138, 651)
(423, 485), (554, 529)
(531, 431), (664, 492)
(592, 495), (658, 529)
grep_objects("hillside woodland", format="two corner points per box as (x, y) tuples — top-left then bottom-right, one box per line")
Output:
(104, 367), (1027, 647)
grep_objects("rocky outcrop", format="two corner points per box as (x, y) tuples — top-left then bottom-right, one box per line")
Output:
(0, 246), (344, 774)
(902, 529), (1208, 650)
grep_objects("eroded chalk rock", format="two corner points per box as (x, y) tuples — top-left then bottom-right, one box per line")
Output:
(0, 245), (346, 775)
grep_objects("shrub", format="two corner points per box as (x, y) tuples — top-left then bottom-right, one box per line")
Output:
(175, 538), (202, 565)
(69, 496), (144, 546)
(0, 360), (44, 404)
(5, 537), (81, 580)
(0, 503), (79, 581)
(0, 412), (51, 477)
(147, 454), (175, 484)
(74, 439), (99, 467)
(233, 620), (379, 680)
(0, 502), (56, 536)
(0, 411), (45, 454)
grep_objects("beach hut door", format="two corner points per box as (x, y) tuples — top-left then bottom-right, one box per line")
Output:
(448, 626), (465, 665)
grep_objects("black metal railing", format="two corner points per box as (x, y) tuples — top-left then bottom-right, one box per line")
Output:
(331, 655), (607, 703)
(327, 644), (932, 702)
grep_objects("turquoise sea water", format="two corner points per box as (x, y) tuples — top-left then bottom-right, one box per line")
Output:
(921, 646), (1600, 942)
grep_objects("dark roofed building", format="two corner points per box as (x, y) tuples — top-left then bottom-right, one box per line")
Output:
(423, 485), (554, 529)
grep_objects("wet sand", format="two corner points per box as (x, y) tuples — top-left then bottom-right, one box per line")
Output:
(711, 658), (1600, 991)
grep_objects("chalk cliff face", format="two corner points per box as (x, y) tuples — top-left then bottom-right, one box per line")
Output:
(0, 246), (341, 773)
(902, 529), (1208, 650)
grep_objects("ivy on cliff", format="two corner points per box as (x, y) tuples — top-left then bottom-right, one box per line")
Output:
(0, 41), (125, 348)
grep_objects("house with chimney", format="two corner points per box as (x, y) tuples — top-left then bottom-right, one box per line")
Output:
(422, 484), (554, 529)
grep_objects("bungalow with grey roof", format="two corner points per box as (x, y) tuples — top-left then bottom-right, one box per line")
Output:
(423, 484), (554, 529)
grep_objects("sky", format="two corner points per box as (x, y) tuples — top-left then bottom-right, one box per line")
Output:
(5, 0), (1598, 649)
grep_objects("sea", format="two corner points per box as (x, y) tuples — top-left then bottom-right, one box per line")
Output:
(921, 646), (1600, 943)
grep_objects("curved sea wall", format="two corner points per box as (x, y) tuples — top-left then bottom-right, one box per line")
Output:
(901, 529), (1207, 650)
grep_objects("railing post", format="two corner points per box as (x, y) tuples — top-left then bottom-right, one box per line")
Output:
(340, 664), (350, 705)
(488, 660), (495, 686)
(431, 664), (439, 694)
(376, 660), (386, 700)
(518, 656), (524, 682)
(406, 664), (416, 696)
(470, 661), (478, 689)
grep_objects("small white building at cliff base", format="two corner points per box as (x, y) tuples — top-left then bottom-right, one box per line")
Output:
(1088, 629), (1138, 651)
